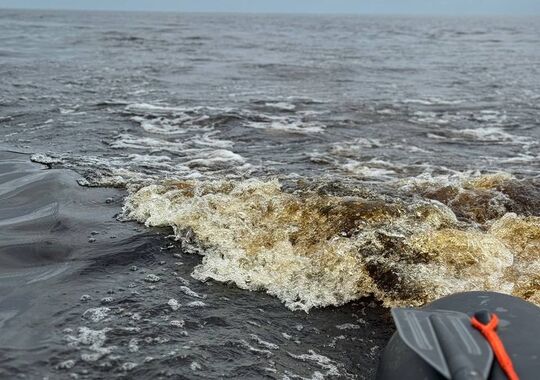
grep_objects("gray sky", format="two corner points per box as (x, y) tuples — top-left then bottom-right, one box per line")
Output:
(0, 0), (539, 15)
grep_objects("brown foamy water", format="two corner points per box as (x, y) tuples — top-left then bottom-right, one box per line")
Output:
(124, 173), (540, 311)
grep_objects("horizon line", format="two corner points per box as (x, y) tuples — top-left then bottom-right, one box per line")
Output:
(1, 6), (540, 17)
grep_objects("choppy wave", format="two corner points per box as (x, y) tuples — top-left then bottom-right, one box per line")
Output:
(309, 139), (432, 180)
(123, 173), (540, 312)
(428, 126), (535, 145)
(26, 98), (540, 314)
(124, 102), (326, 135)
(401, 97), (465, 106)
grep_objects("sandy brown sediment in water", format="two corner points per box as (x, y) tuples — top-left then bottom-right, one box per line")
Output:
(124, 174), (539, 311)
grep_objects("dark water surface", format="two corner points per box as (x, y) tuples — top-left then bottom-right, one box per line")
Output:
(1, 9), (539, 379)
(0, 152), (392, 379)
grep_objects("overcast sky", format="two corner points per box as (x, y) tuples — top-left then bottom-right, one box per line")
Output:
(0, 0), (539, 15)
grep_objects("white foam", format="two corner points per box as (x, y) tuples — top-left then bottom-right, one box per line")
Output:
(247, 118), (325, 134)
(168, 298), (180, 311)
(240, 340), (273, 357)
(170, 319), (185, 327)
(82, 307), (110, 322)
(250, 334), (279, 350)
(125, 103), (192, 115)
(127, 154), (173, 169)
(110, 134), (187, 152)
(191, 133), (234, 148)
(131, 116), (189, 135)
(499, 153), (539, 163)
(341, 161), (397, 179)
(121, 362), (138, 371)
(411, 109), (511, 128)
(57, 360), (75, 369)
(144, 274), (161, 283)
(30, 153), (63, 165)
(456, 127), (532, 144)
(427, 127), (535, 146)
(476, 110), (507, 123)
(264, 102), (296, 111)
(402, 97), (464, 105)
(186, 301), (207, 307)
(185, 149), (246, 169)
(66, 327), (115, 362)
(403, 99), (437, 105)
(309, 138), (424, 179)
(125, 103), (233, 120)
(335, 323), (361, 330)
(60, 107), (86, 115)
(288, 350), (348, 379)
(411, 111), (450, 124)
(128, 338), (139, 353)
(331, 138), (384, 151)
(179, 286), (205, 299)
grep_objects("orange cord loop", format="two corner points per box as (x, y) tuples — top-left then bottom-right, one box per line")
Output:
(471, 314), (519, 380)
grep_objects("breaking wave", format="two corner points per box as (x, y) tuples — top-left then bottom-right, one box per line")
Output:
(27, 99), (540, 313)
(123, 173), (540, 312)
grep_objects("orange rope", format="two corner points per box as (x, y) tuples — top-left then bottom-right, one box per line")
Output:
(471, 314), (519, 380)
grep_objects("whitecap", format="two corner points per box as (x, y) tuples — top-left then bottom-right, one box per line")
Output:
(250, 334), (279, 350)
(247, 117), (325, 134)
(456, 127), (532, 144)
(178, 286), (205, 299)
(82, 307), (110, 322)
(264, 102), (296, 111)
(185, 149), (246, 169)
(66, 327), (116, 362)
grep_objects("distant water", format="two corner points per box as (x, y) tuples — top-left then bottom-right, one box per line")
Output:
(1, 9), (539, 379)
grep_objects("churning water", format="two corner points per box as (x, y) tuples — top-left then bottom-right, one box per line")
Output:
(1, 9), (539, 379)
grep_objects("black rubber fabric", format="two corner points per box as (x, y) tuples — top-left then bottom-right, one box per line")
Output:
(376, 292), (540, 380)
